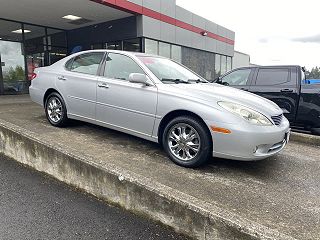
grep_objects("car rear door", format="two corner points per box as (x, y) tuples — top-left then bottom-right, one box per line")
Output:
(56, 52), (105, 119)
(218, 68), (254, 91)
(95, 52), (158, 137)
(249, 67), (299, 121)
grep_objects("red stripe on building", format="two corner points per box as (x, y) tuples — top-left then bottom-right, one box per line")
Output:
(94, 0), (234, 45)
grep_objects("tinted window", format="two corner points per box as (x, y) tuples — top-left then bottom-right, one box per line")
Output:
(171, 45), (182, 63)
(215, 54), (221, 77)
(145, 39), (158, 55)
(106, 41), (122, 50)
(221, 56), (227, 74)
(123, 38), (141, 52)
(159, 42), (171, 58)
(104, 53), (144, 81)
(221, 69), (251, 85)
(256, 68), (289, 85)
(70, 53), (104, 75)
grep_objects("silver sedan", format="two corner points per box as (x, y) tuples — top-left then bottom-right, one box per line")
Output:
(29, 50), (290, 167)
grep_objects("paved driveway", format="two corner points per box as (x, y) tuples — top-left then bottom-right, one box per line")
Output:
(0, 95), (319, 240)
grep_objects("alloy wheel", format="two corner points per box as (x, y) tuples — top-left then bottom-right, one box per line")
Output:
(47, 97), (63, 123)
(167, 123), (201, 161)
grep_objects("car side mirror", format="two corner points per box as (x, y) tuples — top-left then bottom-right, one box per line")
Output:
(129, 73), (152, 85)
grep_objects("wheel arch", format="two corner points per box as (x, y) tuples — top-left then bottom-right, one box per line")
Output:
(157, 110), (212, 147)
(43, 88), (62, 106)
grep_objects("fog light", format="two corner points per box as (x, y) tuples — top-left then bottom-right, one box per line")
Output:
(253, 146), (258, 153)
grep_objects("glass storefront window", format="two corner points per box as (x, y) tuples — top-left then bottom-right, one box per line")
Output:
(0, 41), (27, 94)
(159, 42), (171, 58)
(215, 54), (221, 77)
(48, 47), (67, 65)
(91, 43), (104, 50)
(24, 25), (47, 79)
(47, 28), (67, 47)
(221, 55), (227, 75)
(24, 24), (47, 51)
(145, 39), (158, 55)
(0, 20), (23, 42)
(123, 38), (141, 52)
(171, 45), (182, 63)
(47, 28), (67, 65)
(227, 57), (232, 72)
(0, 19), (68, 95)
(0, 20), (27, 94)
(106, 41), (122, 50)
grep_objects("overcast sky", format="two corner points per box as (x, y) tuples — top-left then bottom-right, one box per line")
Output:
(0, 41), (24, 73)
(177, 0), (320, 69)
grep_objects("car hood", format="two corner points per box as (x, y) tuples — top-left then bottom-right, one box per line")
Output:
(162, 83), (282, 116)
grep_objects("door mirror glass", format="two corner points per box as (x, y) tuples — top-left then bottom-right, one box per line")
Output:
(129, 73), (151, 85)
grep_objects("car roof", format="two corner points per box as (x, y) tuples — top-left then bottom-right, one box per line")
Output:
(70, 49), (164, 59)
(234, 65), (302, 70)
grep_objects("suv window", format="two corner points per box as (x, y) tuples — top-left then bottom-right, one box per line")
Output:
(256, 68), (289, 85)
(69, 52), (104, 75)
(221, 69), (251, 85)
(104, 53), (145, 81)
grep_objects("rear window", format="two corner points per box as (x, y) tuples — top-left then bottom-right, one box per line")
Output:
(256, 68), (289, 85)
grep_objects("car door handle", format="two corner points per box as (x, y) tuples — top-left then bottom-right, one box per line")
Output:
(98, 83), (110, 89)
(240, 88), (249, 91)
(280, 89), (293, 93)
(58, 76), (67, 81)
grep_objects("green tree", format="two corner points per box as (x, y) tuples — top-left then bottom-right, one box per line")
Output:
(306, 66), (320, 79)
(3, 65), (25, 81)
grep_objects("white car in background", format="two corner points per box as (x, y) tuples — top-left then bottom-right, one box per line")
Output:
(29, 50), (290, 167)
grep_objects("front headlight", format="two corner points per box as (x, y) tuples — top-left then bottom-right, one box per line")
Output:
(218, 101), (273, 126)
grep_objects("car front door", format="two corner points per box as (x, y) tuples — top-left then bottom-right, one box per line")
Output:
(218, 68), (254, 91)
(96, 53), (158, 137)
(56, 52), (105, 119)
(249, 67), (299, 122)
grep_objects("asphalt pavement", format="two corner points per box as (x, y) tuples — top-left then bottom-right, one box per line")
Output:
(0, 154), (188, 240)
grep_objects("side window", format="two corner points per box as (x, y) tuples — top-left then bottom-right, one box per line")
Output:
(221, 69), (251, 86)
(256, 68), (289, 85)
(65, 58), (74, 70)
(104, 53), (145, 81)
(69, 52), (104, 75)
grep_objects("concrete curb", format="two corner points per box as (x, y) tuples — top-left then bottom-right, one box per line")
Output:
(0, 119), (296, 240)
(290, 132), (320, 146)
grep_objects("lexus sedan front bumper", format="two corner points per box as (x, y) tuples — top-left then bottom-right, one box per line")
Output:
(206, 117), (290, 161)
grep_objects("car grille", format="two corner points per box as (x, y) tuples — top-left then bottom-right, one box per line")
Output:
(271, 114), (283, 126)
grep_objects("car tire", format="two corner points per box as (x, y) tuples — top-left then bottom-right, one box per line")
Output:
(45, 92), (68, 127)
(162, 116), (212, 168)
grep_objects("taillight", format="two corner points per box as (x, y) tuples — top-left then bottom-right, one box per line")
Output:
(30, 73), (37, 80)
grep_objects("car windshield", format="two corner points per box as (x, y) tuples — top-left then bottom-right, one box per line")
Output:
(138, 56), (208, 84)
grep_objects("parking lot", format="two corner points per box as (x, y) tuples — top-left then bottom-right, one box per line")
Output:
(0, 95), (319, 240)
